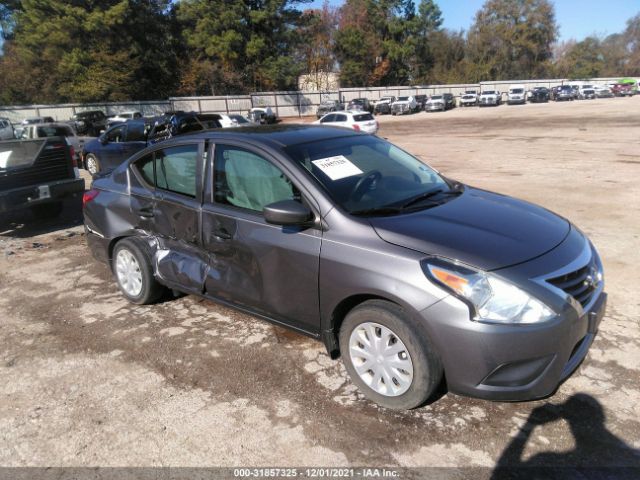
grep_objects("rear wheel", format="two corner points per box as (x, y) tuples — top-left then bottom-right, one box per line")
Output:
(339, 300), (443, 409)
(112, 238), (165, 304)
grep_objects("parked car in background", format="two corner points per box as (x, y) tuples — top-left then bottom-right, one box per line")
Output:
(479, 90), (502, 106)
(529, 87), (550, 103)
(570, 85), (580, 99)
(617, 78), (638, 95)
(316, 100), (343, 119)
(82, 120), (150, 175)
(425, 94), (455, 112)
(0, 136), (83, 218)
(459, 91), (478, 107)
(217, 113), (251, 128)
(0, 118), (14, 140)
(348, 98), (374, 113)
(374, 96), (396, 115)
(507, 85), (527, 105)
(579, 88), (596, 100)
(414, 95), (428, 111)
(72, 110), (108, 136)
(107, 111), (143, 128)
(19, 123), (82, 163)
(611, 83), (634, 97)
(391, 96), (418, 115)
(84, 125), (606, 410)
(594, 86), (614, 98)
(248, 106), (277, 124)
(553, 85), (574, 101)
(21, 116), (55, 125)
(314, 110), (378, 134)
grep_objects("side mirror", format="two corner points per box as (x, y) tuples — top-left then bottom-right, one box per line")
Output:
(263, 200), (313, 226)
(99, 135), (108, 144)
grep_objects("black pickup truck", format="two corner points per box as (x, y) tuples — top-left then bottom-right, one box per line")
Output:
(0, 137), (85, 218)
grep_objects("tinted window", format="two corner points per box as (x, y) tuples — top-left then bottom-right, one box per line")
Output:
(155, 144), (198, 197)
(36, 125), (73, 137)
(125, 122), (146, 142)
(135, 154), (155, 186)
(105, 125), (126, 142)
(320, 114), (335, 123)
(354, 113), (374, 122)
(214, 145), (298, 213)
(334, 114), (347, 122)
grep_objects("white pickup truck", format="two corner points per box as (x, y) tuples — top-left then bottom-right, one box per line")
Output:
(479, 90), (502, 106)
(459, 90), (478, 107)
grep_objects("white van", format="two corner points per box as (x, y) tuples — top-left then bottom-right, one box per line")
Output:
(508, 85), (526, 105)
(0, 118), (15, 140)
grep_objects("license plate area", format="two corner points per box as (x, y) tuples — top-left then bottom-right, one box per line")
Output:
(38, 185), (50, 199)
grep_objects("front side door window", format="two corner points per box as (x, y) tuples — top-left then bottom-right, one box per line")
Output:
(213, 144), (299, 213)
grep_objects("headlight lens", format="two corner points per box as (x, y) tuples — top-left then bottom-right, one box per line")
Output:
(424, 260), (555, 324)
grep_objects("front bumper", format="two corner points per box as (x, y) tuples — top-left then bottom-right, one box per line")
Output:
(0, 178), (85, 214)
(426, 103), (444, 111)
(420, 289), (606, 401)
(391, 105), (410, 114)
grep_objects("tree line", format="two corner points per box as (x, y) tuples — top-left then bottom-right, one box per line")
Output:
(0, 0), (638, 105)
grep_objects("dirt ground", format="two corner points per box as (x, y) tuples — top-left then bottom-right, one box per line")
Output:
(0, 97), (639, 476)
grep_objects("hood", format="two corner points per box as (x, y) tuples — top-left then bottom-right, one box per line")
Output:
(369, 187), (571, 271)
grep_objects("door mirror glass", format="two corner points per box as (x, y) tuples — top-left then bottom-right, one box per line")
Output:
(263, 200), (312, 226)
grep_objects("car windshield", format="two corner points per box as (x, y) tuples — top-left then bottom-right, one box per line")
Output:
(483, 91), (495, 95)
(285, 135), (450, 215)
(431, 95), (443, 100)
(511, 89), (524, 94)
(36, 125), (73, 137)
(397, 97), (409, 101)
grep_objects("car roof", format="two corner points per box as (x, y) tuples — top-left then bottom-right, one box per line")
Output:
(158, 124), (360, 149)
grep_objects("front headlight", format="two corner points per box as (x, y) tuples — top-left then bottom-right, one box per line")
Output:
(423, 259), (555, 325)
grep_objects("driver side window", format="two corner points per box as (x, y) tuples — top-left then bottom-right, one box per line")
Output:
(106, 125), (125, 143)
(213, 145), (300, 214)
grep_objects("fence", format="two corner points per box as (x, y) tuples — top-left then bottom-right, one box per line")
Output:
(0, 77), (628, 124)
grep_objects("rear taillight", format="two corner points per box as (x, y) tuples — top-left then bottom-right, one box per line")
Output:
(83, 189), (100, 208)
(69, 146), (77, 168)
(353, 124), (360, 131)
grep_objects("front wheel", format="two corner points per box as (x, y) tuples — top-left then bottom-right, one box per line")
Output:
(85, 154), (101, 175)
(339, 300), (443, 409)
(112, 238), (166, 304)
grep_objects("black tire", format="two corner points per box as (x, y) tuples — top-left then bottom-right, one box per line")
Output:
(112, 237), (166, 305)
(339, 300), (443, 410)
(85, 154), (101, 175)
(30, 201), (63, 219)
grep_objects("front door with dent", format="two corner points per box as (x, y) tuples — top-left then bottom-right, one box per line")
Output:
(201, 143), (322, 335)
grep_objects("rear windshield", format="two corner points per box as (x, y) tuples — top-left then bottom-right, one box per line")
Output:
(353, 113), (374, 122)
(36, 125), (73, 137)
(431, 95), (443, 100)
(397, 97), (409, 101)
(511, 88), (524, 93)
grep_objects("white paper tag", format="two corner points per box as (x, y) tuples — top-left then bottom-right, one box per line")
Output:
(0, 151), (11, 169)
(312, 155), (363, 181)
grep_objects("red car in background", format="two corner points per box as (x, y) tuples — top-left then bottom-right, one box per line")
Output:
(611, 84), (635, 97)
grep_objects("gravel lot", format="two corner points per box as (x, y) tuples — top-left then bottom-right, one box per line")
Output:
(0, 97), (639, 475)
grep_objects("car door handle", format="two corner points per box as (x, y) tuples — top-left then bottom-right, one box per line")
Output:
(137, 207), (154, 218)
(211, 229), (231, 241)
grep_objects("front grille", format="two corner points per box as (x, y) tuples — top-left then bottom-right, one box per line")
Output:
(547, 259), (599, 309)
(0, 142), (71, 191)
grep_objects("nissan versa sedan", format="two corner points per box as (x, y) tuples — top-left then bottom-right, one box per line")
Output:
(83, 125), (606, 410)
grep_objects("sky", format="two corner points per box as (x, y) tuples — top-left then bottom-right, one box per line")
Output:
(306, 0), (639, 42)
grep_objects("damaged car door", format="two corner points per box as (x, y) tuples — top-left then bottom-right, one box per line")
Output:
(131, 141), (207, 291)
(202, 143), (322, 334)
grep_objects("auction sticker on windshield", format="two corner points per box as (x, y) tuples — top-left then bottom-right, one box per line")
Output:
(312, 155), (363, 181)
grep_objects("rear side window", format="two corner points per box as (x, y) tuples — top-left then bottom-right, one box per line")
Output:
(354, 114), (373, 122)
(155, 145), (198, 197)
(334, 114), (347, 122)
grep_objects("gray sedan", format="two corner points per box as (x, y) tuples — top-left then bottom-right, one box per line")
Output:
(83, 126), (606, 409)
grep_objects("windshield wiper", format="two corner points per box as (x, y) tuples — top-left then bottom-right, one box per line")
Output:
(350, 206), (404, 217)
(401, 188), (462, 210)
